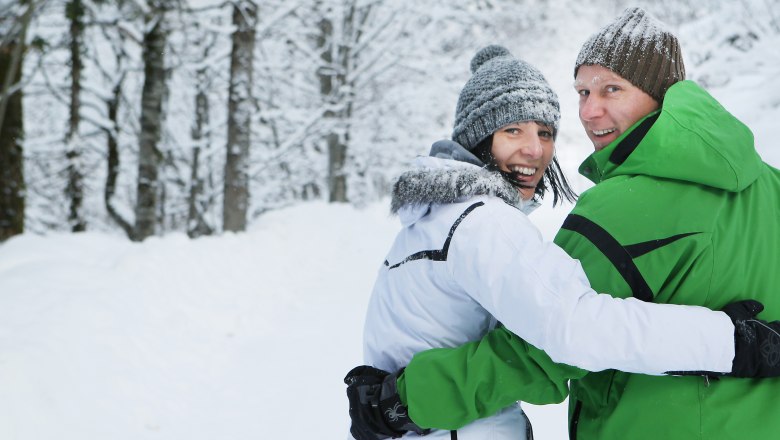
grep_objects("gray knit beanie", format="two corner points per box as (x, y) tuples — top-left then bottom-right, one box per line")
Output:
(452, 45), (560, 151)
(574, 7), (685, 103)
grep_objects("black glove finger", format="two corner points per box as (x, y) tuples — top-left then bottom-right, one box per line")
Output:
(345, 365), (390, 385)
(347, 382), (399, 439)
(350, 422), (385, 440)
(722, 299), (764, 322)
(731, 318), (780, 378)
(757, 320), (780, 370)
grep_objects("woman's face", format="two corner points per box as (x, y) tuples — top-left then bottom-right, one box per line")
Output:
(490, 121), (555, 200)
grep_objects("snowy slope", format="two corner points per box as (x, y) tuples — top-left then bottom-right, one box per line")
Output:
(0, 197), (568, 439)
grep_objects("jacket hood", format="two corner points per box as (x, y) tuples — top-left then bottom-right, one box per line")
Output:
(391, 152), (538, 226)
(580, 80), (762, 192)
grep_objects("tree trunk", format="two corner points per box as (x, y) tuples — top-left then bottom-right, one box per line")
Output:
(318, 8), (346, 203)
(104, 76), (134, 237)
(133, 4), (170, 241)
(187, 70), (213, 238)
(318, 0), (367, 204)
(0, 4), (31, 242)
(326, 131), (347, 202)
(0, 43), (24, 242)
(65, 0), (86, 232)
(223, 1), (257, 232)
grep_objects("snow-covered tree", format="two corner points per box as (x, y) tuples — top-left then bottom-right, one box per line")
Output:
(0, 0), (34, 241)
(64, 0), (86, 231)
(222, 0), (257, 232)
(134, 0), (176, 241)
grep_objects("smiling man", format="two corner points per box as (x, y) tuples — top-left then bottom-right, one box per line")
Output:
(550, 8), (780, 439)
(345, 7), (780, 440)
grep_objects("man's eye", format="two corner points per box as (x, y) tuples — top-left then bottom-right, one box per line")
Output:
(577, 89), (589, 96)
(606, 86), (620, 93)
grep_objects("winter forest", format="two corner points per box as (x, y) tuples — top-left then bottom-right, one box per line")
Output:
(1, 0), (777, 242)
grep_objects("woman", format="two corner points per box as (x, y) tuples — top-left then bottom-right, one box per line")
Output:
(348, 45), (746, 440)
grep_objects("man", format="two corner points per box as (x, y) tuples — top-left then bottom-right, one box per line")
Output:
(345, 7), (780, 440)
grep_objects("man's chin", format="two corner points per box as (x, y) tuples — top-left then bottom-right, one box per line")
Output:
(592, 138), (612, 151)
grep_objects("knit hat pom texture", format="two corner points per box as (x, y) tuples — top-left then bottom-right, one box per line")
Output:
(470, 45), (511, 73)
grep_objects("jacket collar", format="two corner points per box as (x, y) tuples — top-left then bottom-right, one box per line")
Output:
(392, 153), (539, 226)
(579, 81), (762, 192)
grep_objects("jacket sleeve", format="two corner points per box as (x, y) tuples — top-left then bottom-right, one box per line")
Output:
(395, 202), (734, 431)
(398, 325), (583, 430)
(446, 203), (734, 375)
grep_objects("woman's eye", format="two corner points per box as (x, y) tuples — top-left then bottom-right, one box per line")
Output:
(505, 128), (519, 134)
(539, 130), (553, 139)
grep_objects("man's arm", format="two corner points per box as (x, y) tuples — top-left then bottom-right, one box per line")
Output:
(448, 205), (735, 375)
(398, 325), (584, 430)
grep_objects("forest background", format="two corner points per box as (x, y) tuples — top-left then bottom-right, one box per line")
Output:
(2, 0), (778, 241)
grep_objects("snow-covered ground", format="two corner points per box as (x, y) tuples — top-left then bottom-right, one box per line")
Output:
(0, 197), (575, 439)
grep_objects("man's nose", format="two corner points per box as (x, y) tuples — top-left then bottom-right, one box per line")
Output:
(579, 95), (604, 121)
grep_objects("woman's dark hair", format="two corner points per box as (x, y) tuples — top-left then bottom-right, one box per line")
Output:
(473, 133), (578, 206)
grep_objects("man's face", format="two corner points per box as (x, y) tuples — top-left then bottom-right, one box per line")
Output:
(574, 64), (659, 151)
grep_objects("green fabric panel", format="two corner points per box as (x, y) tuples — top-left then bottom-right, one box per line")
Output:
(401, 325), (585, 430)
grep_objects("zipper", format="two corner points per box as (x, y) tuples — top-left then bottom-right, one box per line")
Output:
(570, 400), (583, 440)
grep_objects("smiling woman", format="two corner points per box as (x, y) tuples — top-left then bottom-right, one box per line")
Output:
(344, 45), (585, 440)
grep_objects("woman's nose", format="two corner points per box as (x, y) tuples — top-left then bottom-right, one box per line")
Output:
(521, 135), (543, 159)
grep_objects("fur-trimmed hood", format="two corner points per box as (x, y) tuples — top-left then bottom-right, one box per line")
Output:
(391, 154), (539, 226)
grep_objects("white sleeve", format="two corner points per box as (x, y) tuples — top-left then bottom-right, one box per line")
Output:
(447, 205), (734, 375)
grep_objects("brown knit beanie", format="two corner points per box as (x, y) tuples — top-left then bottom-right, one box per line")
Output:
(574, 7), (685, 103)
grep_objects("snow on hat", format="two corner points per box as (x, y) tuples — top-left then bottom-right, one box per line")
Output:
(452, 45), (560, 151)
(574, 7), (685, 102)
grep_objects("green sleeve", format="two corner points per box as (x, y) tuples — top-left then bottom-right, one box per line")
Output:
(396, 326), (586, 430)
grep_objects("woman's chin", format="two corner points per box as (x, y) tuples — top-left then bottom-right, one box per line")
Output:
(519, 188), (535, 201)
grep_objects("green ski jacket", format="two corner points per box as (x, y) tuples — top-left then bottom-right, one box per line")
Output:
(397, 80), (780, 439)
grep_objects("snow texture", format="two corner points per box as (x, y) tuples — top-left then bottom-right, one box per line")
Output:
(576, 6), (670, 69)
(390, 160), (521, 214)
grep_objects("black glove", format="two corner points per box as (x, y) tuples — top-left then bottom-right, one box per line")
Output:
(666, 300), (780, 378)
(723, 300), (780, 378)
(344, 365), (429, 440)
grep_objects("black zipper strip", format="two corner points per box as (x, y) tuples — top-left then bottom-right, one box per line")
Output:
(561, 214), (654, 302)
(609, 113), (660, 165)
(570, 399), (583, 440)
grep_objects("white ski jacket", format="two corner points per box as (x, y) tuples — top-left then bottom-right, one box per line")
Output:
(361, 149), (734, 439)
